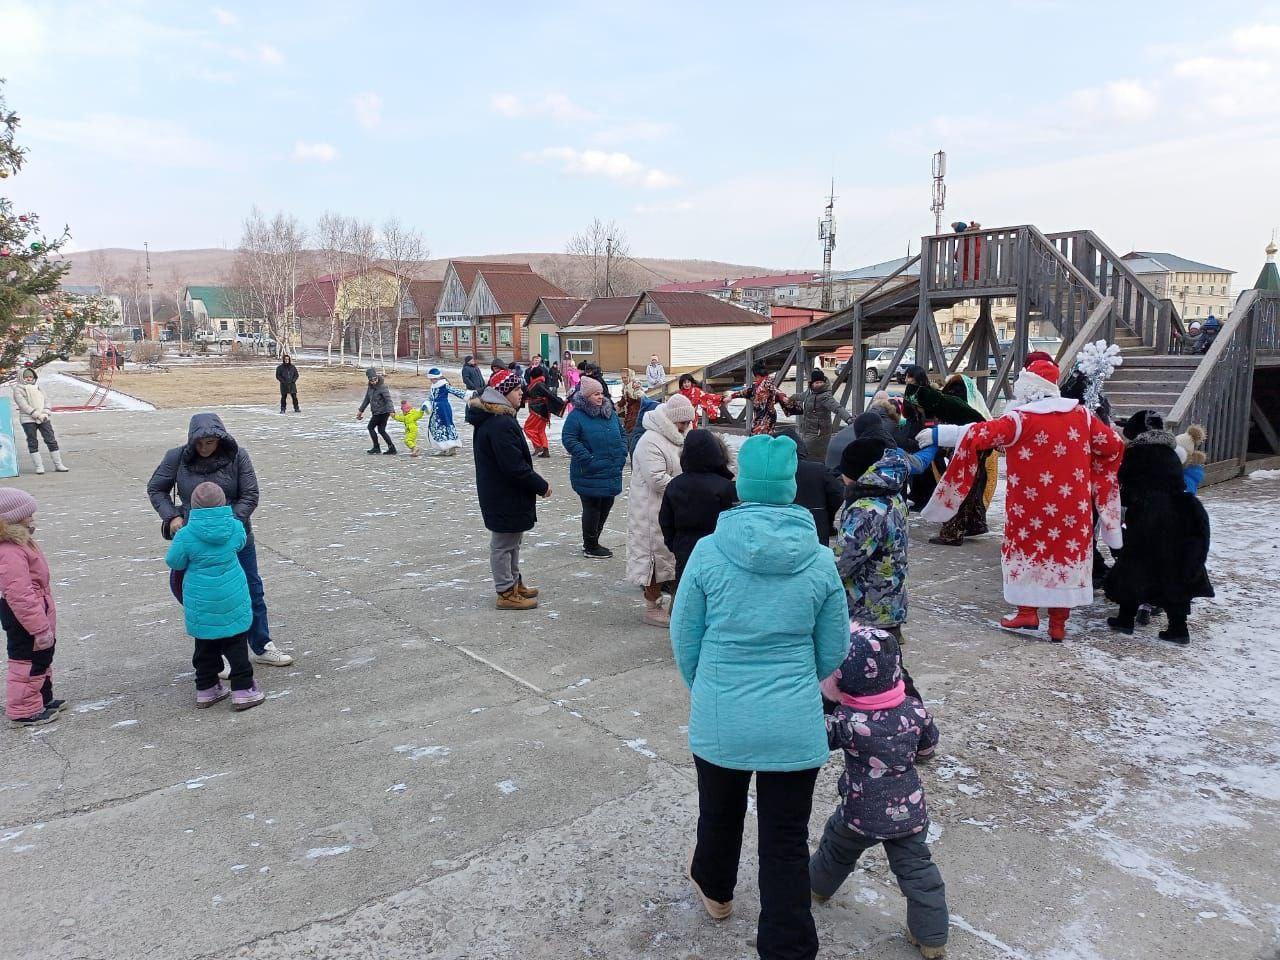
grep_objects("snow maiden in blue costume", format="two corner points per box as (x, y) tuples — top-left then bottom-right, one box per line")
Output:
(425, 369), (466, 456)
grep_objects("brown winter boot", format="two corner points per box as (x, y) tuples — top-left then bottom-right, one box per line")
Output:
(515, 577), (539, 599)
(496, 588), (537, 611)
(686, 850), (732, 920)
(907, 930), (946, 959)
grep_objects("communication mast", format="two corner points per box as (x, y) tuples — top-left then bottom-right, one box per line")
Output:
(930, 150), (947, 236)
(144, 240), (155, 339)
(818, 181), (837, 311)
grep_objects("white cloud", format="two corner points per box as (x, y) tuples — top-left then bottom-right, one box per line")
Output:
(211, 6), (238, 26)
(592, 120), (674, 145)
(351, 92), (383, 129)
(26, 113), (231, 169)
(489, 92), (595, 124)
(293, 141), (337, 162)
(525, 146), (679, 190)
(1230, 22), (1280, 53)
(257, 43), (284, 65)
(490, 93), (523, 117)
(1069, 80), (1157, 121)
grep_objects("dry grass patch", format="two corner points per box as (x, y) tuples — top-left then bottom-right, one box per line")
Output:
(80, 363), (458, 409)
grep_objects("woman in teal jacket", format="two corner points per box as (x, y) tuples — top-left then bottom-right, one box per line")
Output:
(670, 433), (848, 960)
(560, 376), (627, 559)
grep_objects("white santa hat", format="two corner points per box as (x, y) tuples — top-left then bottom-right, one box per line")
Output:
(1012, 358), (1061, 403)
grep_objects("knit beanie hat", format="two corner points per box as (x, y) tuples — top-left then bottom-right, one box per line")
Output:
(1123, 409), (1164, 442)
(839, 436), (887, 481)
(191, 481), (227, 509)
(0, 487), (38, 524)
(1023, 351), (1054, 368)
(810, 368), (827, 384)
(492, 369), (523, 396)
(427, 367), (442, 378)
(663, 393), (696, 424)
(736, 433), (798, 505)
(365, 367), (378, 380)
(833, 626), (903, 697)
(579, 376), (603, 399)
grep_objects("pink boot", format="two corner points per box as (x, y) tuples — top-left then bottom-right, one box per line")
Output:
(196, 682), (230, 708)
(232, 682), (265, 712)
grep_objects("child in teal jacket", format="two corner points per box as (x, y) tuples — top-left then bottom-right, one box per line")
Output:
(165, 482), (264, 711)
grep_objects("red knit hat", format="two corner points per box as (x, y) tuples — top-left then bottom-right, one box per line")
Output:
(1027, 358), (1060, 384)
(1023, 350), (1053, 368)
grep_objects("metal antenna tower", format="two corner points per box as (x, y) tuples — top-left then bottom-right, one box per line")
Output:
(930, 150), (947, 236)
(818, 181), (837, 311)
(144, 240), (155, 338)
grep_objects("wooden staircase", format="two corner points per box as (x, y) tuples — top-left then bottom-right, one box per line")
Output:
(1106, 354), (1199, 423)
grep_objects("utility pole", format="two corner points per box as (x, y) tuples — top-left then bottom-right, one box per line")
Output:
(930, 149), (947, 236)
(818, 181), (837, 312)
(144, 240), (155, 341)
(604, 235), (614, 297)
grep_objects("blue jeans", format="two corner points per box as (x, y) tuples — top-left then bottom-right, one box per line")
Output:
(237, 540), (272, 655)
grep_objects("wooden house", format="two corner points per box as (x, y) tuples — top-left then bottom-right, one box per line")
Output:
(465, 271), (567, 362)
(432, 260), (534, 360)
(625, 291), (773, 370)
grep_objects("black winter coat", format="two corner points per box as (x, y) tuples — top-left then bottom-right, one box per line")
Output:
(527, 380), (566, 420)
(275, 363), (299, 387)
(466, 392), (549, 533)
(658, 431), (736, 577)
(795, 459), (844, 541)
(147, 413), (260, 543)
(1106, 442), (1214, 609)
(461, 363), (487, 393)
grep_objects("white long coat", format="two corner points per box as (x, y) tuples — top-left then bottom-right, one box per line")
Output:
(626, 407), (685, 585)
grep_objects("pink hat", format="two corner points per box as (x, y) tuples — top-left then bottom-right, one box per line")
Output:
(579, 376), (603, 398)
(663, 393), (696, 424)
(0, 487), (38, 524)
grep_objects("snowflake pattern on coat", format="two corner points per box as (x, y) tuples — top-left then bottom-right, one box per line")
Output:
(426, 379), (467, 449)
(825, 627), (939, 840)
(922, 399), (1124, 607)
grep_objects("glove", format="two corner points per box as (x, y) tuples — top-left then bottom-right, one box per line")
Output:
(34, 631), (55, 652)
(915, 428), (936, 449)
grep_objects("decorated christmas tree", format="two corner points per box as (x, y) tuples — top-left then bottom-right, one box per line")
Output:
(1, 79), (96, 378)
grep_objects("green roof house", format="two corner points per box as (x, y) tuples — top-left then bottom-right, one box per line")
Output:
(183, 285), (264, 335)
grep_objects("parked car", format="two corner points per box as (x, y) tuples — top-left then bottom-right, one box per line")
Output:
(866, 346), (915, 383)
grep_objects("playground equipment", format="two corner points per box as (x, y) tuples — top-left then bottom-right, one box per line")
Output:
(53, 326), (122, 412)
(658, 224), (1280, 486)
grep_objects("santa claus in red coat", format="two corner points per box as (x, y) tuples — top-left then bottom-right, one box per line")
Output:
(920, 358), (1125, 641)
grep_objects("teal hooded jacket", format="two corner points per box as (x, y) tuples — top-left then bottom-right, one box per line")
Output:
(165, 505), (251, 640)
(670, 501), (850, 772)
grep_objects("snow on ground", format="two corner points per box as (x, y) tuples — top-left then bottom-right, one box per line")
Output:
(36, 366), (156, 412)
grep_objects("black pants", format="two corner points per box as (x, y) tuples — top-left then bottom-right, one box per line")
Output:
(21, 420), (59, 453)
(367, 412), (394, 449)
(280, 386), (299, 412)
(579, 495), (614, 549)
(692, 755), (820, 960)
(192, 632), (253, 691)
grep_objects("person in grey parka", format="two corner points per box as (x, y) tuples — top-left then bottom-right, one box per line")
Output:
(356, 367), (396, 454)
(792, 368), (854, 463)
(146, 412), (293, 667)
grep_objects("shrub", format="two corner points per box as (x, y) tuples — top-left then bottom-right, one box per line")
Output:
(132, 340), (166, 365)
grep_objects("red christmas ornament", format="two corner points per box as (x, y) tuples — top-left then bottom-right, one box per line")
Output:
(0, 246), (11, 257)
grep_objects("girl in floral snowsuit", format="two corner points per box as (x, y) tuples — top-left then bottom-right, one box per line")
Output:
(810, 626), (948, 959)
(725, 363), (795, 435)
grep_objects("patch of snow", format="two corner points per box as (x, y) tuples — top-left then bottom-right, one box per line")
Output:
(74, 697), (120, 713)
(623, 738), (657, 759)
(304, 845), (352, 860)
(110, 719), (139, 728)
(496, 779), (518, 795)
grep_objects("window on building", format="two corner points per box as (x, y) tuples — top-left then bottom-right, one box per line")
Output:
(498, 324), (513, 346)
(566, 338), (594, 354)
(458, 328), (472, 345)
(440, 329), (454, 345)
(477, 327), (492, 347)
(1194, 305), (1201, 315)
(219, 320), (230, 331)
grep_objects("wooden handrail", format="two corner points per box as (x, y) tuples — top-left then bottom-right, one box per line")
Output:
(1168, 289), (1256, 425)
(1026, 226), (1106, 303)
(1055, 296), (1116, 376)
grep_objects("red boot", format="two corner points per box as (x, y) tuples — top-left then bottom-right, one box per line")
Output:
(999, 606), (1040, 631)
(1048, 608), (1069, 643)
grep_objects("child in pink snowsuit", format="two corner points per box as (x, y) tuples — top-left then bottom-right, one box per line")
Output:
(0, 488), (63, 727)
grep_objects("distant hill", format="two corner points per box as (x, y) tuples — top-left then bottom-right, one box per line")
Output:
(60, 248), (805, 294)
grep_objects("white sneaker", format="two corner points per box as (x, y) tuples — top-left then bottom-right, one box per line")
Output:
(252, 641), (294, 667)
(218, 657), (231, 680)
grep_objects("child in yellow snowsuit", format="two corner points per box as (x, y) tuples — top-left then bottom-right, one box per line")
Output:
(392, 400), (426, 457)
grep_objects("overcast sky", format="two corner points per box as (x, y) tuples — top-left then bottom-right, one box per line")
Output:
(3, 0), (1279, 281)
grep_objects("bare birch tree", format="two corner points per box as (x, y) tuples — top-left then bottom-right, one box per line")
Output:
(560, 218), (642, 297)
(379, 217), (427, 370)
(233, 206), (306, 354)
(306, 211), (358, 363)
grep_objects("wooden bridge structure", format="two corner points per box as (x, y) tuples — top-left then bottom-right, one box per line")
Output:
(657, 224), (1280, 485)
